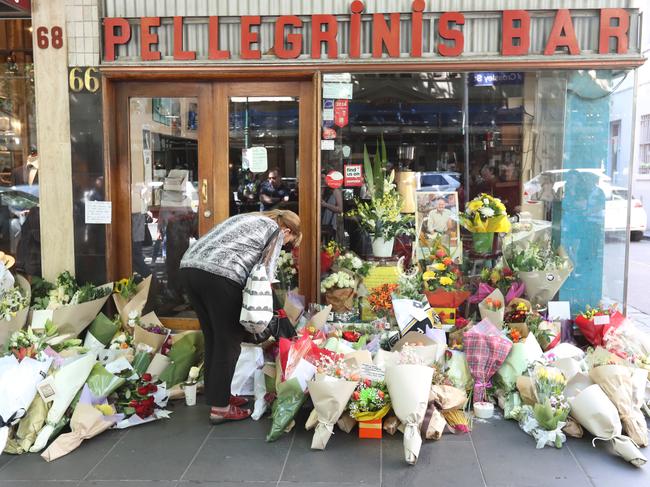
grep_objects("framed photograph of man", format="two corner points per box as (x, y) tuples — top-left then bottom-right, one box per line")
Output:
(415, 191), (462, 262)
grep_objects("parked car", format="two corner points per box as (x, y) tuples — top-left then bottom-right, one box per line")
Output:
(417, 172), (461, 192)
(523, 169), (647, 240)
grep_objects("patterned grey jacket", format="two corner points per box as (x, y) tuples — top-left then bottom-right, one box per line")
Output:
(180, 214), (283, 287)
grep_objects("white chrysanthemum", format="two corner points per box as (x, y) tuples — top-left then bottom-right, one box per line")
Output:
(479, 206), (495, 218)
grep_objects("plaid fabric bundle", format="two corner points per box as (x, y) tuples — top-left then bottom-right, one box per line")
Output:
(463, 319), (513, 403)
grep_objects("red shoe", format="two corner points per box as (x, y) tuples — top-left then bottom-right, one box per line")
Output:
(229, 395), (248, 407)
(210, 405), (251, 424)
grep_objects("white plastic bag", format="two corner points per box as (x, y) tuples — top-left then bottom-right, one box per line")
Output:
(251, 369), (267, 421)
(231, 345), (263, 397)
(0, 356), (53, 456)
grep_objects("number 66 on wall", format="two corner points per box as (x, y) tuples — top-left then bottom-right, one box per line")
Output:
(69, 67), (101, 93)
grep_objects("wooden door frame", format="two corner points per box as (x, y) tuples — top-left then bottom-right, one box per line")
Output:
(103, 75), (319, 329)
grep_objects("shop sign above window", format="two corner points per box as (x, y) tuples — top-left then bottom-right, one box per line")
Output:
(102, 4), (636, 63)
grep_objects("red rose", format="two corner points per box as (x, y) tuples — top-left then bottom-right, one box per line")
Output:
(442, 257), (453, 266)
(137, 386), (149, 396)
(378, 390), (385, 399)
(503, 267), (513, 277)
(142, 373), (153, 382)
(352, 391), (360, 401)
(148, 384), (158, 393)
(129, 400), (137, 407)
(145, 396), (155, 405)
(363, 378), (371, 387)
(435, 249), (447, 258)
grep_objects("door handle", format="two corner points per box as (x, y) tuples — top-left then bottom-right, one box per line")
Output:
(201, 179), (209, 206)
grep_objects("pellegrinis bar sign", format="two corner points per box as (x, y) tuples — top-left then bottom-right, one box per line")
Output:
(103, 1), (632, 62)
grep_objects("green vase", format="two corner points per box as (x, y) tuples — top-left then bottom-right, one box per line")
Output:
(472, 232), (494, 254)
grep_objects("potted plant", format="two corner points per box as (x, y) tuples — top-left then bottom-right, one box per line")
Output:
(349, 141), (413, 257)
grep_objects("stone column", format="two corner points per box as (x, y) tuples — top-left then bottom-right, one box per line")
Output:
(32, 0), (75, 279)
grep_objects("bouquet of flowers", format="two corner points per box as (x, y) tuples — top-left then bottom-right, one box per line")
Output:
(504, 241), (573, 306)
(460, 193), (511, 233)
(570, 384), (647, 467)
(8, 322), (58, 361)
(460, 193), (510, 254)
(367, 283), (398, 319)
(321, 271), (357, 313)
(41, 385), (122, 462)
(516, 365), (570, 448)
(277, 250), (298, 290)
(422, 246), (470, 309)
(307, 356), (359, 450)
(385, 363), (433, 464)
(574, 305), (625, 347)
(0, 275), (30, 352)
(396, 256), (424, 300)
(478, 289), (505, 329)
(469, 263), (524, 305)
(589, 364), (648, 447)
(31, 271), (113, 337)
(115, 372), (160, 420)
(321, 240), (342, 274)
(463, 319), (513, 403)
(113, 275), (152, 327)
(335, 251), (372, 278)
(132, 312), (171, 353)
(348, 378), (391, 421)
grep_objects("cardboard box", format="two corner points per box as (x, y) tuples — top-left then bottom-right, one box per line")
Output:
(358, 419), (382, 439)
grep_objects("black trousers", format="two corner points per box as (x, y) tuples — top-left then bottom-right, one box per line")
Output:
(180, 268), (245, 407)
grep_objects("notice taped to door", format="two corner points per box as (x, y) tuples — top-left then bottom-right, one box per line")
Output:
(85, 201), (112, 224)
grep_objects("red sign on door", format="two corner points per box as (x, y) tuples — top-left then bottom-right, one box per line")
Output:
(326, 170), (344, 189)
(344, 164), (363, 187)
(334, 99), (349, 128)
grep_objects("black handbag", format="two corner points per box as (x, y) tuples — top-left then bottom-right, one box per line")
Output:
(242, 314), (297, 344)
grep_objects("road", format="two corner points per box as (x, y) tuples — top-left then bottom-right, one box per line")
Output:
(628, 238), (650, 314)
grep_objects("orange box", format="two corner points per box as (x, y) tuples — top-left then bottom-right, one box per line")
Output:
(358, 419), (382, 439)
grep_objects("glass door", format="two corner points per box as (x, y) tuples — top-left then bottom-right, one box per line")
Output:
(112, 82), (213, 329)
(111, 80), (316, 330)
(214, 81), (318, 303)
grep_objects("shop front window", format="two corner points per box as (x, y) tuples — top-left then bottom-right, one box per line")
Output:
(320, 70), (633, 321)
(0, 19), (38, 276)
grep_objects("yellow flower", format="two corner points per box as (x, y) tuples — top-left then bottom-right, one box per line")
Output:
(495, 201), (506, 213)
(432, 263), (447, 271)
(95, 404), (115, 416)
(422, 271), (437, 281)
(489, 270), (500, 284)
(439, 276), (453, 286)
(468, 200), (483, 212)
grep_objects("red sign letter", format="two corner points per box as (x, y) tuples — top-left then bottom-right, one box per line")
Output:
(544, 9), (580, 55)
(208, 17), (230, 60)
(502, 10), (530, 56)
(275, 16), (302, 59)
(241, 16), (261, 60)
(372, 13), (401, 58)
(599, 8), (629, 54)
(173, 16), (196, 60)
(349, 0), (364, 59)
(311, 15), (338, 59)
(140, 17), (161, 61)
(411, 0), (425, 57)
(438, 12), (464, 57)
(103, 18), (131, 62)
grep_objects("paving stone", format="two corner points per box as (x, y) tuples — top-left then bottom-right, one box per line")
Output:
(182, 437), (291, 483)
(471, 416), (592, 487)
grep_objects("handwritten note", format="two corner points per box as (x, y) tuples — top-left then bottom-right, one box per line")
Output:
(85, 201), (112, 224)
